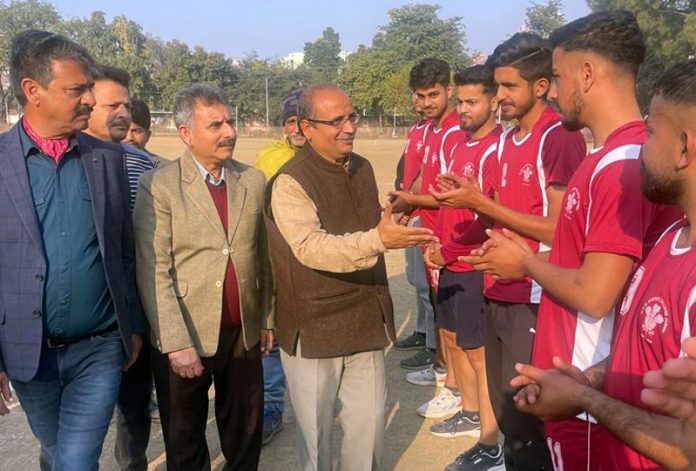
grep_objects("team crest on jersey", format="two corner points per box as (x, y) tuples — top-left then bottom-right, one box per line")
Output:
(463, 162), (475, 177)
(640, 296), (669, 343)
(429, 149), (438, 165)
(501, 163), (508, 188)
(564, 188), (581, 219)
(519, 164), (534, 185)
(620, 266), (645, 316)
(416, 140), (424, 151)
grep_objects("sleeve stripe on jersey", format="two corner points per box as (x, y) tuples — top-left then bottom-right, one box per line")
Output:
(535, 121), (563, 252)
(680, 285), (696, 356)
(477, 143), (498, 190)
(440, 125), (463, 174)
(496, 126), (514, 163)
(585, 144), (641, 237)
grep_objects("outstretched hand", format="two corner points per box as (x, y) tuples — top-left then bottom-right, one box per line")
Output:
(378, 200), (439, 249)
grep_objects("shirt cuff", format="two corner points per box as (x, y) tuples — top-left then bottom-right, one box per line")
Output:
(368, 228), (387, 254)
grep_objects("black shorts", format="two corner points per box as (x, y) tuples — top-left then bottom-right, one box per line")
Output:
(435, 269), (485, 349)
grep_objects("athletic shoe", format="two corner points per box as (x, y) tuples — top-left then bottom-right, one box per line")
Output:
(261, 410), (284, 445)
(430, 410), (481, 438)
(445, 443), (505, 471)
(394, 330), (426, 351)
(400, 347), (436, 370)
(406, 366), (446, 387)
(417, 387), (461, 419)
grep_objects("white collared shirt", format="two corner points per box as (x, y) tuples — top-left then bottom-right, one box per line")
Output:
(192, 155), (226, 186)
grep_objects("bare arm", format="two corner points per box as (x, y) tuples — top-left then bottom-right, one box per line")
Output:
(463, 229), (635, 318)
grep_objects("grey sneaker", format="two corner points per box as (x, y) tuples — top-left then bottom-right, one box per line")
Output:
(430, 410), (481, 438)
(400, 348), (436, 370)
(394, 331), (426, 351)
(445, 443), (505, 471)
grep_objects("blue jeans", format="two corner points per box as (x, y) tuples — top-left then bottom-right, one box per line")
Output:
(262, 342), (285, 417)
(12, 329), (125, 471)
(405, 216), (436, 349)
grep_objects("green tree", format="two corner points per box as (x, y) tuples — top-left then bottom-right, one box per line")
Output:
(376, 3), (469, 69)
(525, 0), (565, 38)
(340, 3), (470, 122)
(587, 0), (696, 109)
(303, 26), (343, 82)
(0, 0), (61, 121)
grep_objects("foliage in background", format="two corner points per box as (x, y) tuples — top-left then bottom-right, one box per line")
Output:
(525, 0), (565, 37)
(587, 0), (696, 109)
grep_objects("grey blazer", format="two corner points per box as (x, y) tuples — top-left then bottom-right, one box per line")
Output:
(0, 124), (143, 382)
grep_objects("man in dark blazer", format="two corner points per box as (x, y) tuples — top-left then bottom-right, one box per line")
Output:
(0, 30), (142, 471)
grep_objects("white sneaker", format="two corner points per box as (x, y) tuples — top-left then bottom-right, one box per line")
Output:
(417, 387), (462, 419)
(406, 366), (446, 387)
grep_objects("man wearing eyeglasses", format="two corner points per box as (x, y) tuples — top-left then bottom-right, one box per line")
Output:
(265, 83), (438, 471)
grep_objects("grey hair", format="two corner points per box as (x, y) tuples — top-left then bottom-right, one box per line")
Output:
(173, 83), (231, 127)
(10, 29), (98, 105)
(297, 83), (346, 121)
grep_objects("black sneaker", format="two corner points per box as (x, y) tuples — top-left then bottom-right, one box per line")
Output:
(261, 410), (284, 446)
(445, 443), (504, 471)
(394, 331), (426, 351)
(400, 347), (435, 370)
(430, 410), (481, 438)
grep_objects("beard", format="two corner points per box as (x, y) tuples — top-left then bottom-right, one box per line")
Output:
(559, 89), (584, 132)
(640, 160), (683, 204)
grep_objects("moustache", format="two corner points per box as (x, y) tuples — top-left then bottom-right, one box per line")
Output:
(76, 105), (93, 116)
(111, 118), (130, 128)
(217, 139), (236, 148)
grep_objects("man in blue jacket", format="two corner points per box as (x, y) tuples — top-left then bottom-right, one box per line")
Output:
(0, 30), (142, 471)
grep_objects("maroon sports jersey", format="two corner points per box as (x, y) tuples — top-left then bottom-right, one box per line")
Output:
(485, 106), (585, 303)
(419, 110), (462, 231)
(402, 119), (431, 191)
(602, 218), (694, 470)
(532, 121), (683, 372)
(437, 126), (501, 271)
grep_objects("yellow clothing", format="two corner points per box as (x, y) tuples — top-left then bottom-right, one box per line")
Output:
(254, 137), (296, 179)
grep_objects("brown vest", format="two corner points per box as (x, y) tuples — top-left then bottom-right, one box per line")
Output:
(265, 143), (395, 358)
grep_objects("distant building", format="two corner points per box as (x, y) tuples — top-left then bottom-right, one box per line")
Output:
(284, 52), (305, 69)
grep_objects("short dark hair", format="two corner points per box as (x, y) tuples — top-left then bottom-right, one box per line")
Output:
(297, 83), (344, 122)
(94, 65), (131, 89)
(10, 29), (97, 105)
(453, 65), (495, 95)
(549, 10), (645, 77)
(409, 58), (451, 91)
(652, 60), (696, 107)
(130, 99), (151, 131)
(173, 83), (230, 127)
(486, 32), (552, 83)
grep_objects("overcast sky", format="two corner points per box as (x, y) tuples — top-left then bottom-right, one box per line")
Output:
(52, 0), (591, 59)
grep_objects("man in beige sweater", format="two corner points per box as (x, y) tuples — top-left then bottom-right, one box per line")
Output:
(134, 84), (272, 470)
(265, 83), (437, 471)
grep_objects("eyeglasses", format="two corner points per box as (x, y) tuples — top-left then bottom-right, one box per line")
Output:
(306, 112), (360, 129)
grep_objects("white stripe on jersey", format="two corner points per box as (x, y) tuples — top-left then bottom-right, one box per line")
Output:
(439, 125), (461, 175)
(585, 144), (641, 236)
(535, 121), (562, 252)
(477, 143), (498, 190)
